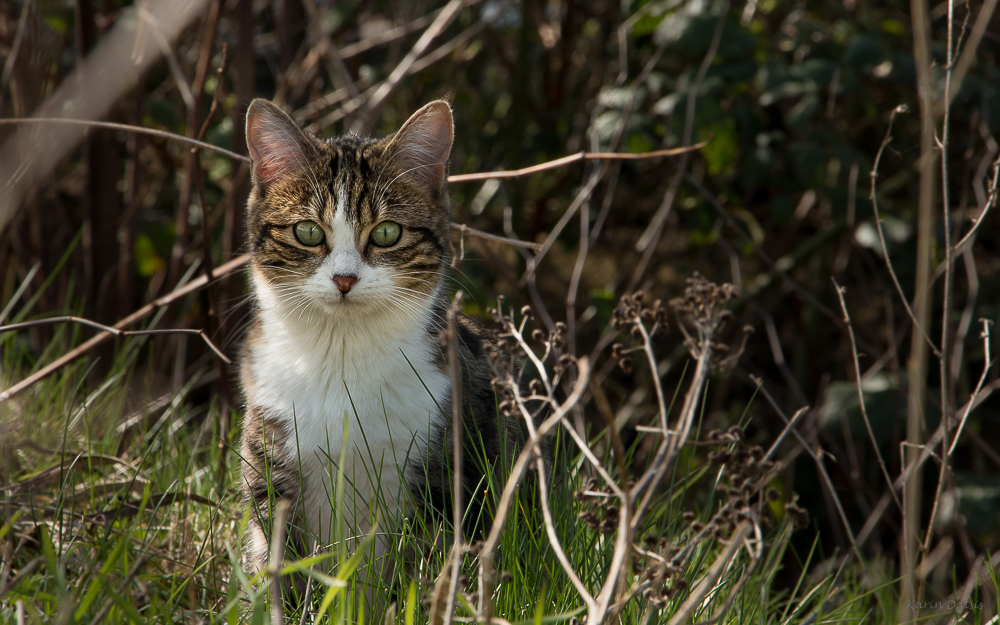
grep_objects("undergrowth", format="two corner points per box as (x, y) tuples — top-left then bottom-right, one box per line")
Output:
(8, 276), (993, 624)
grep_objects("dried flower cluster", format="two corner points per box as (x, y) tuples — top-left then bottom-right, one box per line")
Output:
(609, 291), (668, 375)
(669, 273), (750, 369)
(485, 298), (578, 418)
(575, 476), (624, 535)
(621, 423), (808, 609)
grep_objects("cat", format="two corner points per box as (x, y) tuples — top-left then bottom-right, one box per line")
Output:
(237, 98), (525, 598)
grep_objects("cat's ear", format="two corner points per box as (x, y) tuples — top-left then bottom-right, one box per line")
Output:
(245, 99), (314, 187)
(388, 101), (454, 192)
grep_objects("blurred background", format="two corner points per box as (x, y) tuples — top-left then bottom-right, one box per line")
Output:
(1, 0), (999, 606)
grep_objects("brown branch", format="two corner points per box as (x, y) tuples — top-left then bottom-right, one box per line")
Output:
(447, 143), (707, 183)
(443, 294), (464, 625)
(351, 0), (470, 133)
(450, 223), (541, 251)
(0, 253), (250, 404)
(754, 377), (864, 563)
(0, 118), (248, 162)
(948, 319), (994, 455)
(831, 278), (903, 512)
(935, 0), (999, 115)
(338, 9), (443, 59)
(0, 316), (231, 364)
(269, 500), (290, 625)
(0, 118), (704, 187)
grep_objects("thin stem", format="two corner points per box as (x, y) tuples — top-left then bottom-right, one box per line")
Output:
(448, 143), (707, 183)
(948, 319), (994, 455)
(443, 296), (465, 625)
(0, 118), (246, 162)
(0, 253), (250, 403)
(831, 279), (903, 512)
(0, 315), (231, 364)
(869, 108), (941, 357)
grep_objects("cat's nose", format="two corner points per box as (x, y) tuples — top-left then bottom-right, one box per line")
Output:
(333, 274), (358, 293)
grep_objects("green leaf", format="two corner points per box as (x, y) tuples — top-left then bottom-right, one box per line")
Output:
(699, 116), (738, 175)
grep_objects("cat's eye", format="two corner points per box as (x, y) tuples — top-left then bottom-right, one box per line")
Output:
(369, 221), (402, 247)
(294, 220), (325, 246)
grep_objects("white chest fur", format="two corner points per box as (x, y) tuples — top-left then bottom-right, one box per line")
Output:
(245, 275), (450, 548)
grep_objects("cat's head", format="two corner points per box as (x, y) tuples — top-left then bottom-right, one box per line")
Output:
(244, 99), (454, 320)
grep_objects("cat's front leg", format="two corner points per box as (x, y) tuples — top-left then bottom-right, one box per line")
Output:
(239, 406), (302, 575)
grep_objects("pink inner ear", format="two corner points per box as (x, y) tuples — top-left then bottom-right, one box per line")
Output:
(246, 104), (310, 185)
(393, 103), (454, 190)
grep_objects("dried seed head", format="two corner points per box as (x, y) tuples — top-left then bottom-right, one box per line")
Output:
(619, 356), (634, 375)
(708, 449), (731, 464)
(555, 321), (568, 335)
(520, 305), (534, 320)
(786, 503), (810, 529)
(532, 328), (546, 343)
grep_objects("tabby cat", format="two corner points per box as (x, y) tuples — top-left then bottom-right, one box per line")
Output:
(238, 99), (522, 587)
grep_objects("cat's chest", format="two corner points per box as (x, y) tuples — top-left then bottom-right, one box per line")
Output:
(245, 316), (450, 458)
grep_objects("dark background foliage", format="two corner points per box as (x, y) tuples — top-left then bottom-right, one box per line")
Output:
(2, 0), (999, 607)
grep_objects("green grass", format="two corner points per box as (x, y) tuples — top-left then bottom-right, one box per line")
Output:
(2, 307), (996, 624)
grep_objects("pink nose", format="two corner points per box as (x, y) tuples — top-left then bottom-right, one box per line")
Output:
(333, 275), (358, 293)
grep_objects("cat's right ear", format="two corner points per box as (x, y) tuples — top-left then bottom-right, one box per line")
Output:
(245, 99), (313, 187)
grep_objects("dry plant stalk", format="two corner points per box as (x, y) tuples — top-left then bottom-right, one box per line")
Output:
(460, 273), (760, 625)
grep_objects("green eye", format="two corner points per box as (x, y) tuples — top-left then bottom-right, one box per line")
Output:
(370, 221), (402, 247)
(294, 220), (325, 246)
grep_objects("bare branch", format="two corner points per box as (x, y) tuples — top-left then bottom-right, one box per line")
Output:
(450, 223), (541, 251)
(443, 294), (465, 625)
(948, 319), (994, 455)
(477, 358), (590, 625)
(447, 143), (707, 183)
(0, 118), (247, 162)
(935, 0), (999, 114)
(869, 106), (941, 357)
(269, 500), (290, 625)
(0, 315), (231, 364)
(831, 279), (902, 512)
(351, 0), (470, 133)
(0, 253), (250, 403)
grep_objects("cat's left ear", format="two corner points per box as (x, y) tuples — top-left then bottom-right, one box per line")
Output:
(388, 101), (454, 193)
